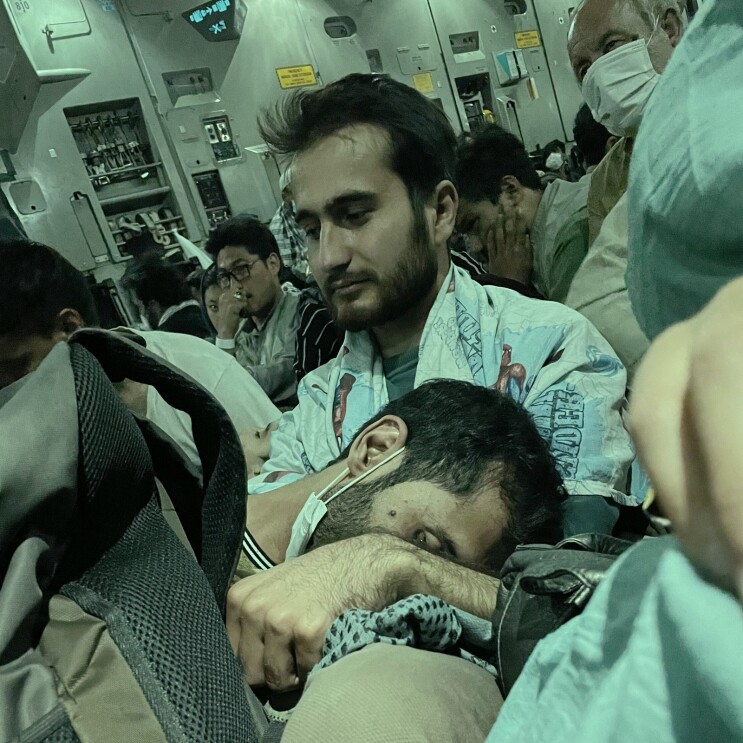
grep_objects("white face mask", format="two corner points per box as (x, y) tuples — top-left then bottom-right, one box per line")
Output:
(583, 38), (660, 137)
(284, 446), (406, 560)
(545, 152), (565, 171)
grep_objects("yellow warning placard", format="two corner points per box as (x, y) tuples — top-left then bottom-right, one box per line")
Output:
(412, 72), (435, 94)
(276, 65), (317, 90)
(514, 30), (542, 49)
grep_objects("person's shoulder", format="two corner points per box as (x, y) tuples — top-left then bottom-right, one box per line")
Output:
(607, 136), (630, 163)
(161, 305), (210, 337)
(134, 329), (233, 375)
(456, 265), (593, 329)
(297, 288), (329, 322)
(282, 287), (302, 315)
(590, 137), (628, 181)
(450, 248), (485, 277)
(129, 328), (190, 354)
(268, 204), (284, 225)
(555, 205), (589, 243)
(293, 345), (347, 414)
(587, 192), (630, 255)
(299, 351), (339, 390)
(547, 174), (592, 210)
(477, 277), (602, 332)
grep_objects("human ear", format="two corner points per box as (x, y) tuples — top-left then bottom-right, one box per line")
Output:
(499, 175), (525, 207)
(661, 8), (683, 47)
(346, 415), (408, 477)
(431, 180), (459, 246)
(267, 253), (282, 276)
(55, 308), (86, 340)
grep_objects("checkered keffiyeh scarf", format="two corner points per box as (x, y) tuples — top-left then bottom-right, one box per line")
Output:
(269, 203), (308, 277)
(313, 594), (497, 681)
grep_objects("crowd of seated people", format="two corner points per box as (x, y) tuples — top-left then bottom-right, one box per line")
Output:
(2, 0), (742, 740)
(0, 238), (281, 472)
(210, 58), (629, 736)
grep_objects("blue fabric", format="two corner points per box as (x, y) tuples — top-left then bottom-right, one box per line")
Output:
(252, 265), (635, 510)
(627, 1), (743, 340)
(486, 537), (743, 743)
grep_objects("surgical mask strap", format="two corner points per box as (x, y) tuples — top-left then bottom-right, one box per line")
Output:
(314, 465), (352, 502)
(283, 445), (407, 561)
(323, 446), (406, 506)
(648, 15), (661, 45)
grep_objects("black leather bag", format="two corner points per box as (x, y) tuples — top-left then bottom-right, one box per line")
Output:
(492, 534), (635, 697)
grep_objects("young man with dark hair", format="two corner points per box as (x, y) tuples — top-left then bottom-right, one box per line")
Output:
(235, 379), (568, 737)
(122, 253), (210, 338)
(239, 379), (565, 738)
(227, 74), (634, 710)
(455, 124), (592, 302)
(0, 239), (99, 388)
(205, 215), (301, 406)
(242, 379), (565, 576)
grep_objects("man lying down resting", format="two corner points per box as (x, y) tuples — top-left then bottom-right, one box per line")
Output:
(229, 379), (566, 692)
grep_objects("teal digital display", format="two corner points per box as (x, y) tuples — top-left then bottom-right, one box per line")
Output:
(183, 0), (246, 42)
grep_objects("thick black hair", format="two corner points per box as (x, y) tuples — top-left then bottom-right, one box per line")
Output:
(573, 103), (614, 168)
(345, 379), (566, 568)
(122, 232), (161, 258)
(0, 238), (99, 336)
(258, 73), (458, 211)
(121, 253), (191, 308)
(204, 214), (281, 262)
(186, 267), (206, 293)
(456, 124), (542, 204)
(201, 264), (220, 291)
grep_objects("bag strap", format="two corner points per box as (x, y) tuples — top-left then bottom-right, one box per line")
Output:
(69, 328), (247, 610)
(135, 417), (204, 552)
(556, 533), (634, 556)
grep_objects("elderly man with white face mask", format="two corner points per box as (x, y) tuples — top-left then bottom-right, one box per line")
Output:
(563, 0), (685, 381)
(569, 0), (685, 242)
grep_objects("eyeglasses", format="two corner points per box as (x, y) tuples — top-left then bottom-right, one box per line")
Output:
(216, 260), (261, 289)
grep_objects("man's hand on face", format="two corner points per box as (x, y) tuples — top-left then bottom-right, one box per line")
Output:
(630, 276), (743, 603)
(226, 535), (400, 691)
(486, 205), (533, 285)
(217, 291), (245, 339)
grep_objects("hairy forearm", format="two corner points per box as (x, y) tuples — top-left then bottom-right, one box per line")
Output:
(356, 534), (501, 620)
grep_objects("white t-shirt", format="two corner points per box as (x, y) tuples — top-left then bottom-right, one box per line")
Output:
(131, 330), (281, 469)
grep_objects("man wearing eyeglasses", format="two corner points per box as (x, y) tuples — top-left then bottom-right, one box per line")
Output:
(205, 216), (300, 407)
